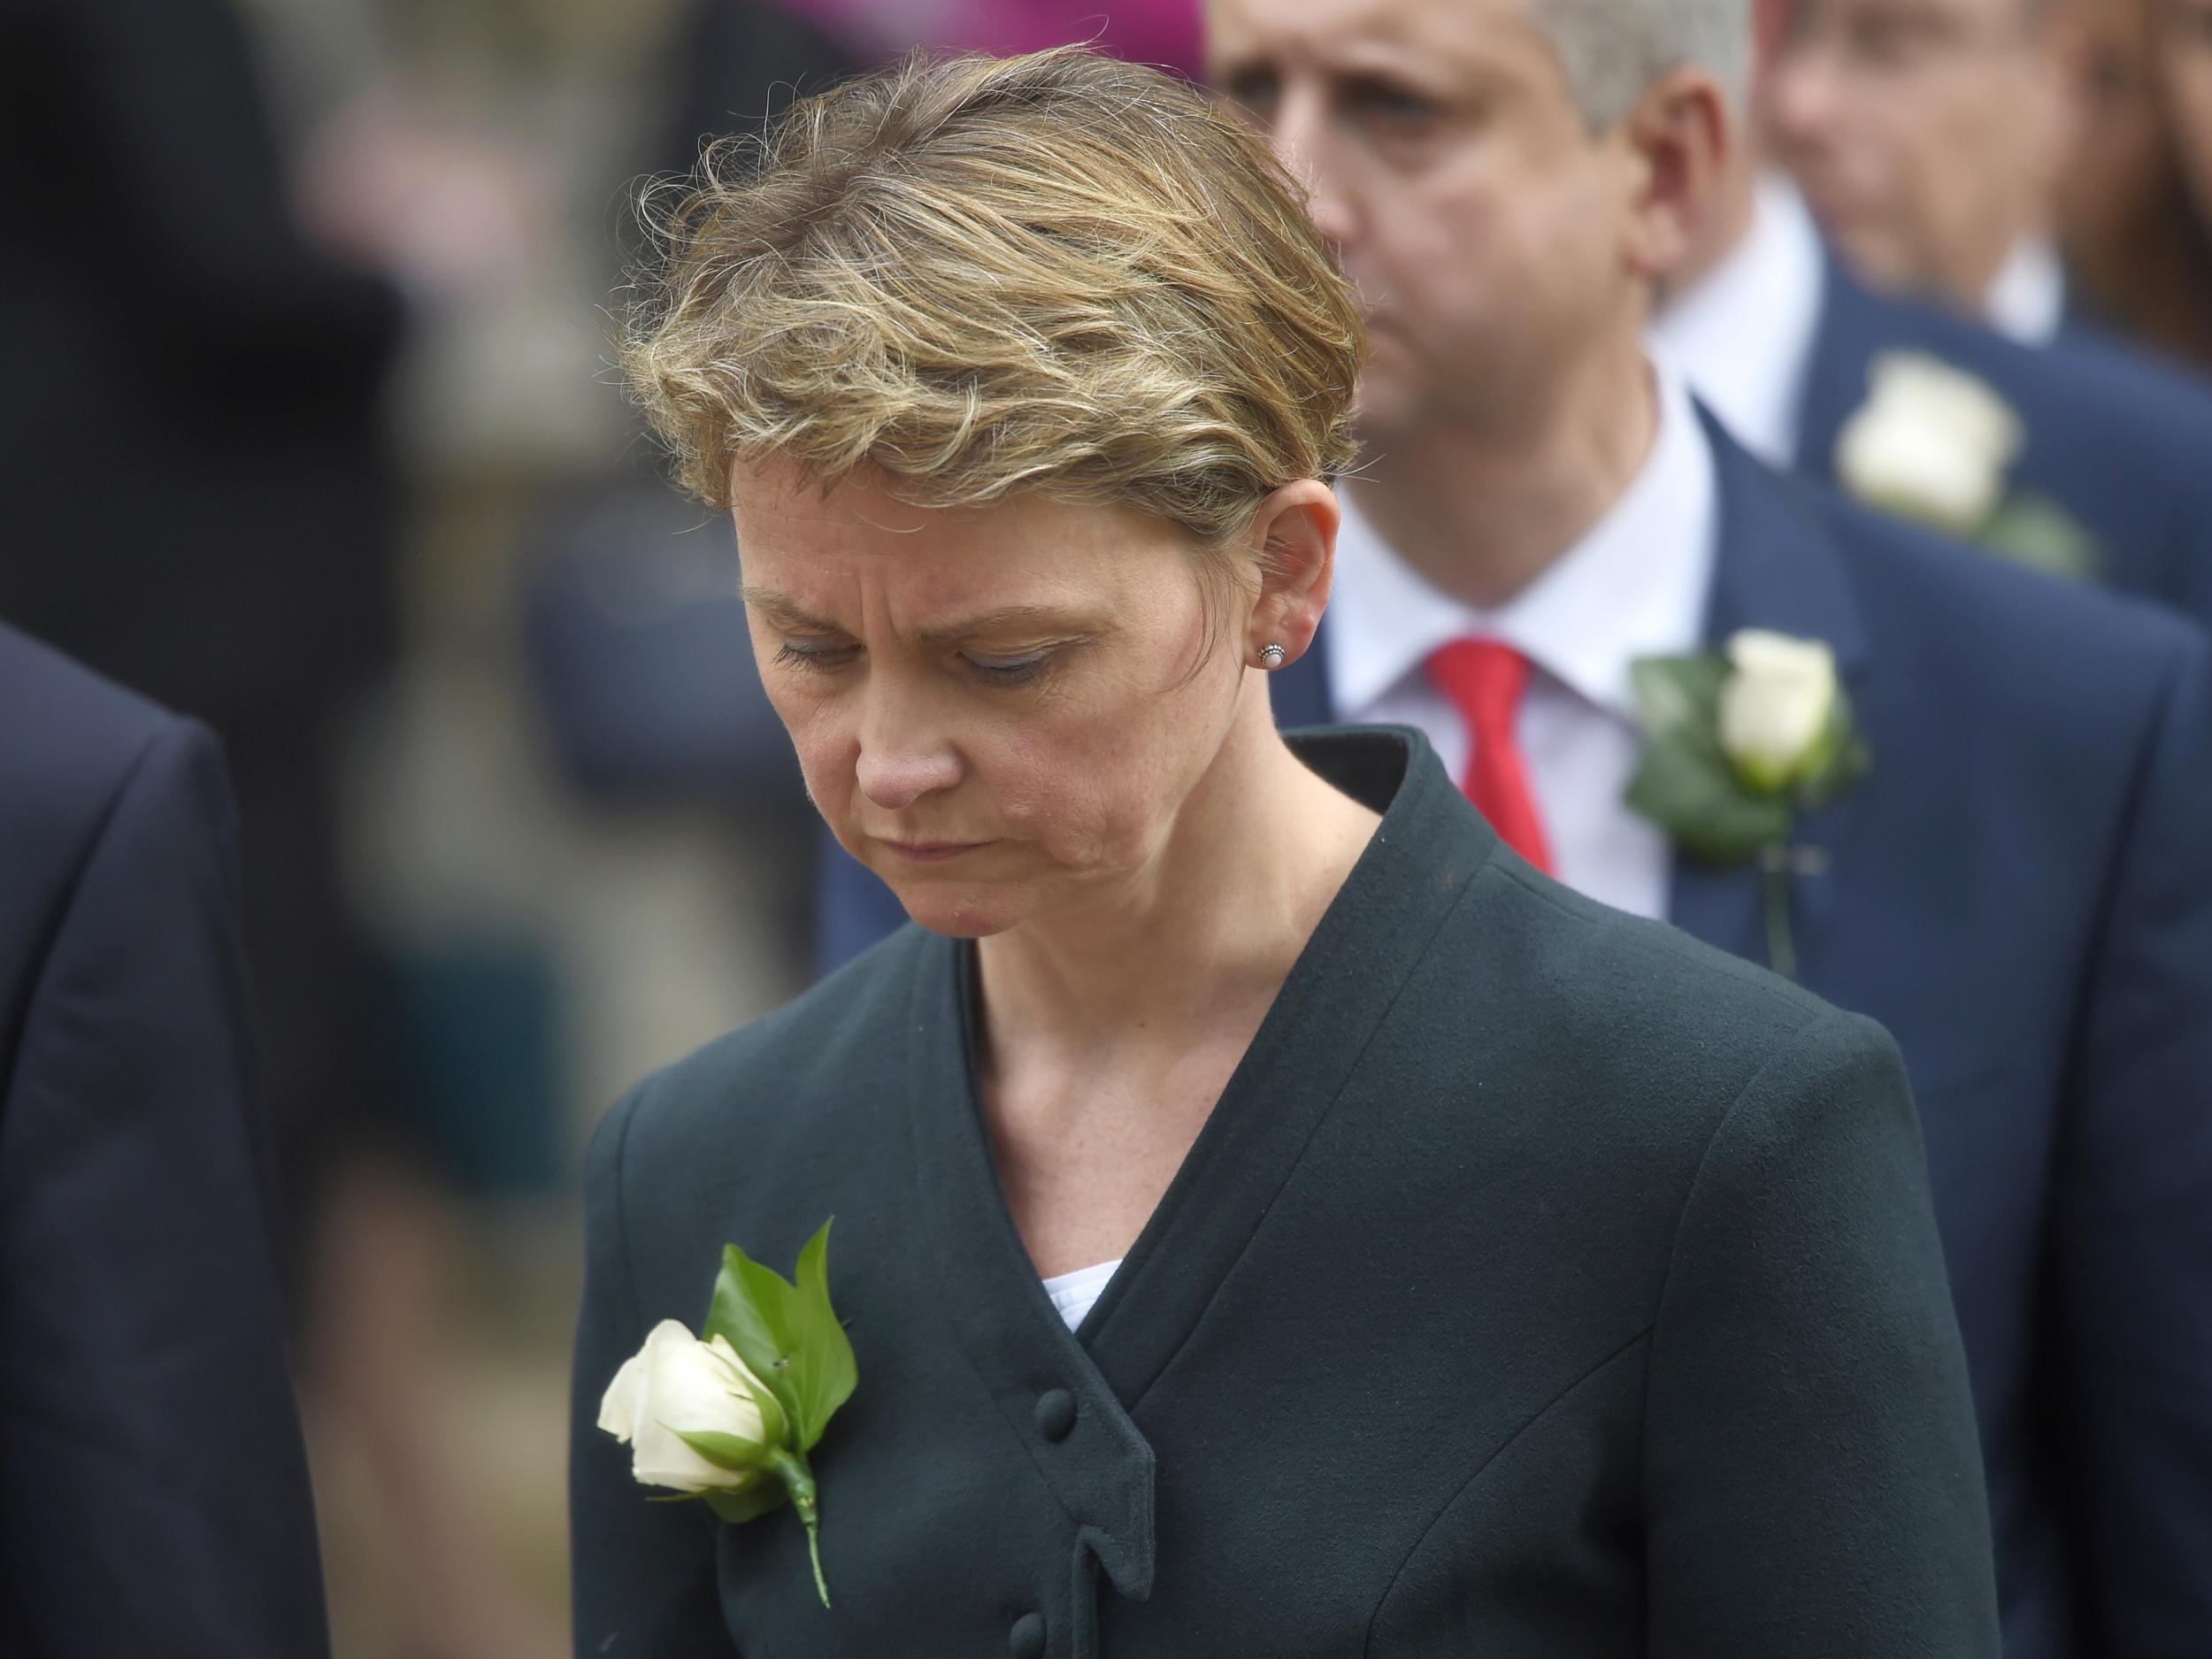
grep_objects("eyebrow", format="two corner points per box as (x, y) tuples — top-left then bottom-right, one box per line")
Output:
(739, 588), (1102, 646)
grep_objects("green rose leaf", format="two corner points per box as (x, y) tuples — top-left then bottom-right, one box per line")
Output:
(704, 1219), (859, 1455)
(1626, 655), (1793, 864)
(1978, 493), (2100, 582)
(703, 1481), (791, 1525)
(674, 1427), (771, 1473)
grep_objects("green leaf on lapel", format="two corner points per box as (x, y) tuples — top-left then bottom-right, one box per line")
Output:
(675, 1428), (770, 1474)
(1979, 492), (2100, 582)
(704, 1219), (859, 1455)
(703, 1480), (791, 1525)
(1625, 655), (1792, 864)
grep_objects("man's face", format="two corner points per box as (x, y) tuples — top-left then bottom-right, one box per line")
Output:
(1205, 0), (1648, 442)
(2162, 0), (2212, 230)
(1763, 0), (2070, 302)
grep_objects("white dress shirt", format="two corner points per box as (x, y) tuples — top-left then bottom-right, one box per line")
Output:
(1325, 363), (1719, 922)
(1983, 236), (2067, 346)
(1650, 173), (1828, 469)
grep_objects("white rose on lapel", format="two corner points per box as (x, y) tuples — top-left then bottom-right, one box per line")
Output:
(599, 1319), (773, 1494)
(1836, 351), (2024, 534)
(1717, 630), (1840, 795)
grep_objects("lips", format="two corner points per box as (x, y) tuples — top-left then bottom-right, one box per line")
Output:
(877, 838), (992, 864)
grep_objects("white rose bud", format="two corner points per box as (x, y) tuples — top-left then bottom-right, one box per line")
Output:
(1717, 630), (1839, 795)
(1834, 352), (2024, 533)
(598, 1319), (774, 1494)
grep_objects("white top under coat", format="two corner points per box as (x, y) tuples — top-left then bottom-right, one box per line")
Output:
(1041, 1258), (1123, 1331)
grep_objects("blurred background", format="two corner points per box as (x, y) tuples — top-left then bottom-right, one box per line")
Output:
(0, 0), (2206, 1653)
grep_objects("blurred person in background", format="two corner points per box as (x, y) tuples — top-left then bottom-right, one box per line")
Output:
(2168, 0), (2212, 215)
(1759, 0), (2081, 338)
(0, 1), (574, 1654)
(0, 623), (327, 1658)
(2059, 0), (2212, 364)
(1202, 0), (2212, 1651)
(0, 0), (403, 1270)
(1654, 1), (2212, 631)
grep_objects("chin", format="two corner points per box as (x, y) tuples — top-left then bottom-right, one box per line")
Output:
(886, 879), (1031, 941)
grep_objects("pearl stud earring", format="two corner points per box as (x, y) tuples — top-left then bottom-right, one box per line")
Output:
(1258, 643), (1286, 668)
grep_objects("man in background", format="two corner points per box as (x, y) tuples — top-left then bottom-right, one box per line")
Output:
(1654, 0), (2212, 632)
(1760, 0), (2081, 338)
(0, 623), (327, 1658)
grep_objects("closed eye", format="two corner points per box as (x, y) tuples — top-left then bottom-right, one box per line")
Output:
(773, 639), (857, 673)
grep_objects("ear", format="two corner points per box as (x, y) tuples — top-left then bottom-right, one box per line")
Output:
(1241, 480), (1340, 669)
(1620, 67), (1733, 283)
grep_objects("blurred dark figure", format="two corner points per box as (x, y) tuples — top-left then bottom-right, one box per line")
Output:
(0, 0), (405, 1281)
(2060, 0), (2212, 365)
(0, 624), (327, 1659)
(663, 0), (856, 175)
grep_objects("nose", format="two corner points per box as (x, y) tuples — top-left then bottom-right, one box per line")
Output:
(1267, 86), (1355, 250)
(853, 684), (963, 811)
(1762, 28), (1843, 150)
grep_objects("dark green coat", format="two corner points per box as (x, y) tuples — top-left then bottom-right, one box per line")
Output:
(570, 727), (1999, 1658)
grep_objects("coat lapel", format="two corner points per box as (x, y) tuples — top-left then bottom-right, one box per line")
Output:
(1793, 255), (1883, 484)
(1669, 410), (1875, 980)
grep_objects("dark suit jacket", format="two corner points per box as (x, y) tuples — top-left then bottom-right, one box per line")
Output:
(0, 626), (327, 1658)
(573, 726), (1999, 1658)
(813, 417), (2212, 1659)
(1796, 259), (2212, 634)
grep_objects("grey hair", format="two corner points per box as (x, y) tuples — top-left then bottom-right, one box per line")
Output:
(1532, 0), (1750, 128)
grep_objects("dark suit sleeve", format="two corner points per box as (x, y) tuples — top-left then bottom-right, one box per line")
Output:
(571, 1084), (734, 1658)
(2052, 631), (2212, 1654)
(812, 832), (910, 977)
(0, 721), (327, 1659)
(1642, 1007), (2001, 1656)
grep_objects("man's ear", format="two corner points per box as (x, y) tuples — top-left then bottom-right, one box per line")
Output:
(1241, 480), (1340, 667)
(1622, 67), (1734, 282)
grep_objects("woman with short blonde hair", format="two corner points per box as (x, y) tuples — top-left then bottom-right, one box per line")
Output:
(572, 47), (1995, 1659)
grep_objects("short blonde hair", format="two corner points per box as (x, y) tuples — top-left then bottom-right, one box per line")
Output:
(621, 48), (1363, 552)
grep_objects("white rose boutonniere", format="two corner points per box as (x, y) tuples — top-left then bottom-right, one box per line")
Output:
(598, 1219), (857, 1608)
(1835, 351), (2099, 581)
(1627, 631), (1872, 979)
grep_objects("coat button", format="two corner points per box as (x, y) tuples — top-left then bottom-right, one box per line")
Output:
(1010, 1611), (1047, 1657)
(1034, 1388), (1077, 1442)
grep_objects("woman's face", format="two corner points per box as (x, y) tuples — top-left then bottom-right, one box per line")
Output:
(732, 461), (1261, 940)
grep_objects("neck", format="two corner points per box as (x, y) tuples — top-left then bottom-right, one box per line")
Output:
(973, 680), (1378, 1054)
(1349, 327), (1660, 611)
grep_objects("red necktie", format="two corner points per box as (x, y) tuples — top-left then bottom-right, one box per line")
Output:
(1425, 638), (1555, 873)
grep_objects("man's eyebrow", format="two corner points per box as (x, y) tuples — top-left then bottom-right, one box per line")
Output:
(739, 589), (1099, 645)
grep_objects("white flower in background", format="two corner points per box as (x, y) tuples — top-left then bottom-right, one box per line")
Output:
(1835, 352), (2024, 533)
(1717, 630), (1839, 795)
(599, 1319), (772, 1494)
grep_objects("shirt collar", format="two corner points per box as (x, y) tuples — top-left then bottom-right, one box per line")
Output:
(1651, 173), (1826, 468)
(1983, 235), (2066, 345)
(1327, 359), (1719, 724)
